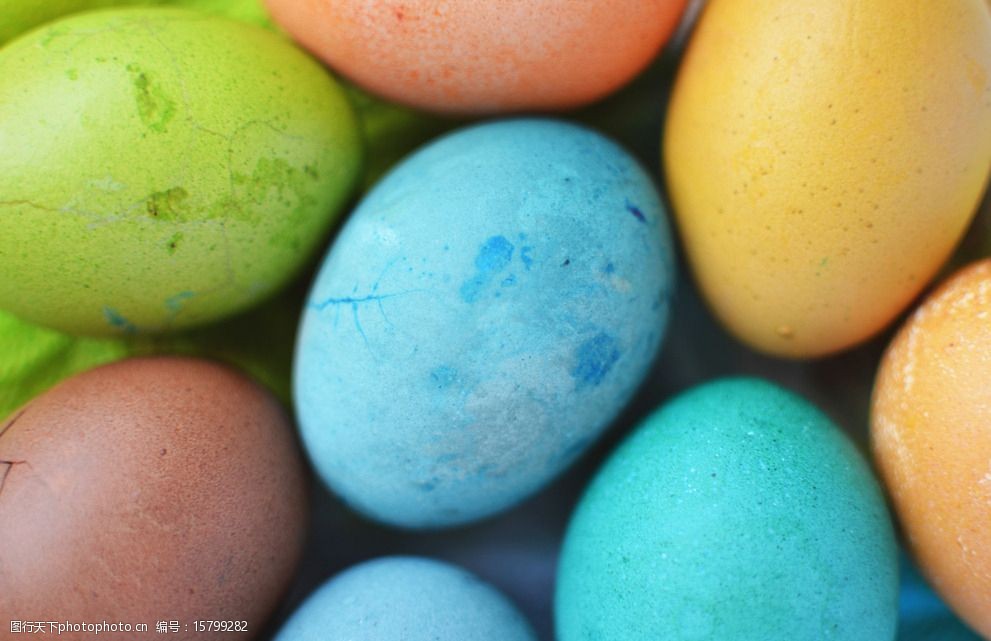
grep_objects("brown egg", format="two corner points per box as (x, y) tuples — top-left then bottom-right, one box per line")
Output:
(872, 259), (991, 638)
(0, 357), (308, 640)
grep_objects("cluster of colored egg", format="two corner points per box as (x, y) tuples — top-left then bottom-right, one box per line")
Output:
(1, 1), (990, 640)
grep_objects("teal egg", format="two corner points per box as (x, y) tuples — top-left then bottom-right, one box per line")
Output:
(556, 378), (898, 641)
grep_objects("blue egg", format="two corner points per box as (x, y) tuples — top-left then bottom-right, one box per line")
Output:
(273, 557), (537, 641)
(294, 118), (675, 528)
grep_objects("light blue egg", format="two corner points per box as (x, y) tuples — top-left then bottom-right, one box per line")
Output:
(556, 378), (899, 641)
(273, 557), (537, 641)
(294, 118), (675, 528)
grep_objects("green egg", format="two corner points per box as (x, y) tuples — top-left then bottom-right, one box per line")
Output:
(556, 378), (898, 641)
(0, 7), (361, 336)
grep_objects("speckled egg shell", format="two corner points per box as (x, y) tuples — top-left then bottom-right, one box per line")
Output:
(556, 378), (898, 641)
(265, 0), (687, 114)
(664, 0), (991, 358)
(274, 557), (537, 641)
(0, 357), (309, 640)
(294, 119), (675, 528)
(0, 7), (362, 336)
(873, 259), (991, 639)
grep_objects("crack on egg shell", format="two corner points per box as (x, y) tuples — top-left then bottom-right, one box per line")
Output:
(0, 460), (29, 502)
(309, 256), (432, 358)
(0, 462), (9, 500)
(0, 408), (26, 440)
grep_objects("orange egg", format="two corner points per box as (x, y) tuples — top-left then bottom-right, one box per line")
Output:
(872, 259), (991, 638)
(264, 0), (687, 114)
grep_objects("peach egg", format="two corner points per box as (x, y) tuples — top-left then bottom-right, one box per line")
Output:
(264, 0), (688, 114)
(872, 259), (991, 638)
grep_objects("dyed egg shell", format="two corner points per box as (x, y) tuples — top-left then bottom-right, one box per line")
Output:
(265, 0), (688, 114)
(556, 378), (898, 641)
(873, 259), (991, 638)
(0, 357), (308, 640)
(0, 7), (362, 336)
(274, 557), (537, 641)
(664, 0), (991, 358)
(295, 119), (675, 528)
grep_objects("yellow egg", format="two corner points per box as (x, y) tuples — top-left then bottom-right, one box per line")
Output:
(664, 0), (991, 358)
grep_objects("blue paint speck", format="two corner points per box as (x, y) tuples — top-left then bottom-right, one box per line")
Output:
(165, 291), (195, 314)
(102, 307), (137, 334)
(460, 235), (515, 303)
(571, 332), (621, 388)
(520, 246), (533, 270)
(430, 365), (458, 388)
(474, 236), (514, 271)
(604, 262), (615, 274)
(501, 274), (516, 287)
(625, 199), (646, 223)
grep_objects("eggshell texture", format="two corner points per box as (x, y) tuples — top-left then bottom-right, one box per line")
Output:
(557, 378), (898, 641)
(274, 557), (537, 641)
(664, 0), (991, 358)
(873, 259), (991, 639)
(0, 357), (309, 640)
(0, 7), (362, 336)
(264, 0), (687, 114)
(295, 119), (675, 528)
